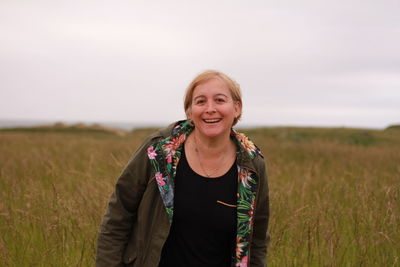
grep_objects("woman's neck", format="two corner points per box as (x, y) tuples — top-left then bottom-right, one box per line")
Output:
(191, 129), (233, 156)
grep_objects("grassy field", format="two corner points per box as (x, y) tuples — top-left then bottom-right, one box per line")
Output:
(0, 126), (399, 266)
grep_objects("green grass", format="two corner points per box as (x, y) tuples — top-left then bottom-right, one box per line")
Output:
(0, 127), (399, 266)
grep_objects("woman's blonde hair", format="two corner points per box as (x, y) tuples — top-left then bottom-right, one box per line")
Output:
(183, 70), (242, 126)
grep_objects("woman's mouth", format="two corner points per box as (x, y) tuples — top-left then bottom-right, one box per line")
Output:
(203, 118), (222, 123)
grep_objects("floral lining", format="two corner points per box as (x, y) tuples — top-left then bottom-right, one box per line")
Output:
(147, 120), (262, 267)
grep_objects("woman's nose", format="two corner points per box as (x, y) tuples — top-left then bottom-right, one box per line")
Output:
(205, 102), (216, 113)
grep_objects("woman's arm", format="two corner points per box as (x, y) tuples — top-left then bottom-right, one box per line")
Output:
(250, 159), (270, 267)
(96, 139), (154, 267)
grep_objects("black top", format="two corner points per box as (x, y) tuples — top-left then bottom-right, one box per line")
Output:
(158, 146), (238, 267)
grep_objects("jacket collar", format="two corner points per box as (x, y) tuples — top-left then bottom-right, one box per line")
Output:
(156, 120), (262, 171)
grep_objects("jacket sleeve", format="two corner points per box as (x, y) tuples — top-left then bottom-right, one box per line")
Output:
(250, 159), (270, 267)
(96, 138), (154, 267)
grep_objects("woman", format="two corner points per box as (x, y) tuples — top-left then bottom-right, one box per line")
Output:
(96, 70), (270, 267)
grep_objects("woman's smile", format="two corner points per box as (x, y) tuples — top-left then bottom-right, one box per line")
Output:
(203, 118), (222, 123)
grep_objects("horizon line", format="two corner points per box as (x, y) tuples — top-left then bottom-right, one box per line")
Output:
(0, 118), (397, 131)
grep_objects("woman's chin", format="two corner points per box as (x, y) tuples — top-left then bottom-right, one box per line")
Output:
(195, 125), (229, 139)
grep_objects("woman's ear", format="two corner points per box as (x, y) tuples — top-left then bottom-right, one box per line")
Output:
(234, 101), (242, 118)
(186, 107), (192, 120)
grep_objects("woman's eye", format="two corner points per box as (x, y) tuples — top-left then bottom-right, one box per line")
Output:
(216, 98), (225, 103)
(195, 99), (205, 104)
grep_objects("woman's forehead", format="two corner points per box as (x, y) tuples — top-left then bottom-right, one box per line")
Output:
(192, 78), (231, 97)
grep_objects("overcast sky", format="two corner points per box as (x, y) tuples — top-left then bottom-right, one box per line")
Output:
(1, 0), (399, 129)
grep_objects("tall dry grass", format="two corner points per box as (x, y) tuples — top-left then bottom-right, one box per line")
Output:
(0, 127), (399, 266)
(249, 128), (400, 266)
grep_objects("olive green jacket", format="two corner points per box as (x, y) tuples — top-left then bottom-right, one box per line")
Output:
(96, 121), (269, 267)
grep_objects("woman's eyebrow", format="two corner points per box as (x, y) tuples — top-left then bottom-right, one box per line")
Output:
(215, 93), (228, 98)
(193, 93), (228, 101)
(193, 95), (205, 100)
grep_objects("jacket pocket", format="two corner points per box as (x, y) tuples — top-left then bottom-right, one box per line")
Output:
(123, 253), (137, 266)
(123, 222), (139, 266)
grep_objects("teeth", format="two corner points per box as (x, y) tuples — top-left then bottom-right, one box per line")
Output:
(204, 119), (221, 123)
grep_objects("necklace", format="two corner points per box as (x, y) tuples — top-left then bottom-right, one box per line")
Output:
(193, 133), (227, 178)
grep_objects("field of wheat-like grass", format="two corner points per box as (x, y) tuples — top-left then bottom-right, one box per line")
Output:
(0, 127), (399, 266)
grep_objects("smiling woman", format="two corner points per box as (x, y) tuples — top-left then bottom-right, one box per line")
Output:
(96, 70), (270, 267)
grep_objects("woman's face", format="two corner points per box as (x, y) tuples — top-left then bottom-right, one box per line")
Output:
(187, 78), (241, 139)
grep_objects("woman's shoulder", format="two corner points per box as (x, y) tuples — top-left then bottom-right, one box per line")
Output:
(232, 130), (264, 160)
(153, 120), (191, 137)
(232, 129), (267, 176)
(133, 120), (187, 155)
